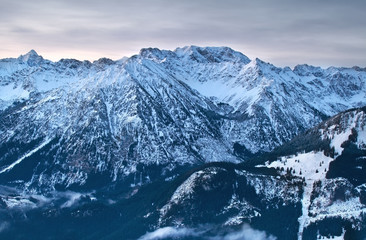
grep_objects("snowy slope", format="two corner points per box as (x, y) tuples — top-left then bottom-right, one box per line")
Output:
(142, 46), (366, 152)
(0, 101), (365, 239)
(153, 107), (366, 239)
(0, 49), (239, 192)
(0, 47), (366, 193)
(263, 107), (366, 240)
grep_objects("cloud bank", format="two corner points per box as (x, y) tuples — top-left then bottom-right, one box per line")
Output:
(0, 0), (365, 67)
(138, 224), (276, 240)
(210, 224), (277, 240)
(138, 226), (202, 240)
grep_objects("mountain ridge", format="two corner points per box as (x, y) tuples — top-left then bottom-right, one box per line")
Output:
(0, 46), (365, 193)
(0, 47), (366, 239)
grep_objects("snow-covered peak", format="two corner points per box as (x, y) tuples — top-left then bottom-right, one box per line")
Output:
(320, 107), (366, 155)
(352, 66), (366, 72)
(137, 46), (251, 64)
(93, 57), (115, 66)
(245, 58), (278, 73)
(174, 45), (251, 64)
(293, 64), (324, 77)
(138, 47), (170, 61)
(56, 58), (93, 70)
(0, 46), (366, 159)
(17, 50), (44, 66)
(22, 49), (39, 59)
(263, 107), (366, 182)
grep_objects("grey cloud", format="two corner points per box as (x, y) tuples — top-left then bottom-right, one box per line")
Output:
(0, 0), (365, 67)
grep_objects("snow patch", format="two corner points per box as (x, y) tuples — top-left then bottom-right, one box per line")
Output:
(266, 151), (333, 181)
(264, 151), (334, 240)
(60, 192), (83, 208)
(0, 83), (30, 101)
(0, 138), (52, 174)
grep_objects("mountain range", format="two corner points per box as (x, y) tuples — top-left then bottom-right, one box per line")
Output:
(0, 46), (365, 239)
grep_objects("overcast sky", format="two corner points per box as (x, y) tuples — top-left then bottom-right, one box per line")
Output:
(0, 0), (365, 67)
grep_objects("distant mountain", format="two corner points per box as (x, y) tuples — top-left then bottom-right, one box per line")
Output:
(0, 47), (365, 194)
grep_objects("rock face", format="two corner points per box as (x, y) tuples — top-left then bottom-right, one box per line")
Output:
(1, 47), (365, 193)
(0, 47), (366, 239)
(0, 107), (357, 240)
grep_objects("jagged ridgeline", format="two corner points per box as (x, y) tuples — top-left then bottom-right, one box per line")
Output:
(0, 46), (365, 192)
(0, 47), (366, 239)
